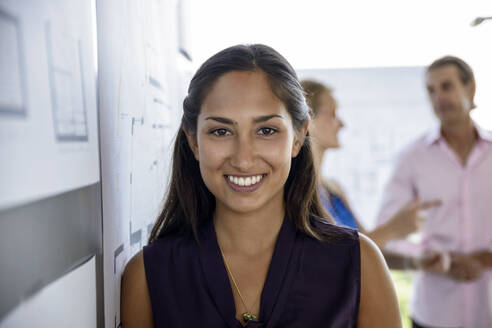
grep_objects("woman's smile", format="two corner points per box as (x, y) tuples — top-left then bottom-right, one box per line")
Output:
(224, 174), (267, 192)
(187, 70), (302, 215)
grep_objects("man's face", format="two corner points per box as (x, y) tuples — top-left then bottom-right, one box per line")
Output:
(425, 65), (474, 126)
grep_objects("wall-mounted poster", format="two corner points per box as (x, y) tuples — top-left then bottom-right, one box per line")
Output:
(0, 0), (99, 210)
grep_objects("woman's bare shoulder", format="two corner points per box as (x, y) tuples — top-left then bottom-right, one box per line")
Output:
(124, 250), (145, 279)
(357, 233), (402, 328)
(359, 234), (385, 265)
(121, 251), (154, 328)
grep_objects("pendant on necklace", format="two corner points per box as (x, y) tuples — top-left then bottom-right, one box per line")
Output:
(243, 312), (258, 322)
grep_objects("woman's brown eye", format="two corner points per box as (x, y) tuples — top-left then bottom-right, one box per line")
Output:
(258, 127), (277, 136)
(211, 128), (230, 136)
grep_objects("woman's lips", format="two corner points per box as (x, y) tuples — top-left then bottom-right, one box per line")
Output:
(224, 174), (266, 192)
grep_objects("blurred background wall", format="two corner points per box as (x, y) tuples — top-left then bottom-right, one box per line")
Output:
(297, 66), (435, 229)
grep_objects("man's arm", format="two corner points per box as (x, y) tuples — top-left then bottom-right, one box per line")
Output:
(374, 150), (428, 258)
(375, 150), (416, 228)
(446, 252), (484, 281)
(385, 250), (486, 283)
(369, 199), (441, 249)
(383, 250), (449, 272)
(470, 250), (492, 268)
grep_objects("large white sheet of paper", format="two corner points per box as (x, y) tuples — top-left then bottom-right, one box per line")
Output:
(0, 256), (97, 328)
(97, 1), (187, 327)
(0, 0), (99, 210)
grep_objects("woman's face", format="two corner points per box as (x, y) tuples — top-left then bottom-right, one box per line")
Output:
(186, 70), (305, 215)
(309, 91), (344, 150)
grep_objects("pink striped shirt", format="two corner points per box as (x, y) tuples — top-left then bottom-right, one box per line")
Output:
(376, 125), (492, 327)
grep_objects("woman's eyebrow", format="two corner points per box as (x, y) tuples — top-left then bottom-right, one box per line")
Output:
(253, 114), (284, 123)
(204, 116), (236, 125)
(204, 114), (284, 125)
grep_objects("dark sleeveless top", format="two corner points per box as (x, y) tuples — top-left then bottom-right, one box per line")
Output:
(143, 217), (360, 327)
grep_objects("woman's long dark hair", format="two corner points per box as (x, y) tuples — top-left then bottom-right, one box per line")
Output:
(149, 44), (340, 243)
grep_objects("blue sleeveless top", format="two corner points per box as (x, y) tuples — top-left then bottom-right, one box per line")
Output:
(319, 187), (359, 230)
(143, 217), (360, 327)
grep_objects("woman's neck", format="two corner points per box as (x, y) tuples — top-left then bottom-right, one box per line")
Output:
(214, 202), (284, 256)
(311, 141), (326, 178)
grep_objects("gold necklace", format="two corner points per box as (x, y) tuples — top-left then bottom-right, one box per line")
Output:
(219, 246), (260, 323)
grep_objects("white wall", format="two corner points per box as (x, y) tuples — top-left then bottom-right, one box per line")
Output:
(189, 0), (492, 129)
(0, 257), (97, 328)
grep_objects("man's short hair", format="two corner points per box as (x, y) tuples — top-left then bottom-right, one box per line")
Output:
(427, 55), (476, 108)
(427, 55), (475, 85)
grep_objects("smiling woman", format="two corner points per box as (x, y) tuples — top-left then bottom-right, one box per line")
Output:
(120, 44), (402, 328)
(189, 71), (301, 218)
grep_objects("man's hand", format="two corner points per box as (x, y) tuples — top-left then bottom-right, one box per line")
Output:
(387, 199), (442, 240)
(447, 252), (483, 282)
(470, 250), (492, 268)
(417, 251), (450, 274)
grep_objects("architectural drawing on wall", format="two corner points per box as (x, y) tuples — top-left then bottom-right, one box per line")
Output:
(129, 222), (142, 253)
(0, 9), (27, 117)
(98, 0), (183, 327)
(113, 244), (124, 275)
(147, 49), (170, 110)
(147, 222), (154, 237)
(144, 0), (173, 128)
(177, 0), (191, 61)
(0, 0), (99, 211)
(112, 242), (126, 328)
(45, 22), (88, 142)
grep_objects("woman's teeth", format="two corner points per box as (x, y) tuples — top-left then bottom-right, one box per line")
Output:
(227, 175), (263, 186)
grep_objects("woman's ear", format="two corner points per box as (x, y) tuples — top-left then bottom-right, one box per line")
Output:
(184, 130), (199, 161)
(292, 120), (309, 158)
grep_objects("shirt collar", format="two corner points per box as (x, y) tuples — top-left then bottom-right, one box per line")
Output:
(476, 124), (492, 143)
(425, 123), (492, 146)
(425, 126), (442, 146)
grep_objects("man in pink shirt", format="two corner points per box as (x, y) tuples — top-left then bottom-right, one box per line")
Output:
(376, 56), (492, 327)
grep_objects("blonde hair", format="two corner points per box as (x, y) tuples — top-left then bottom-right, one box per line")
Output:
(300, 79), (332, 115)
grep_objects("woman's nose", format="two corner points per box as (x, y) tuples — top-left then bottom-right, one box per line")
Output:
(230, 135), (256, 171)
